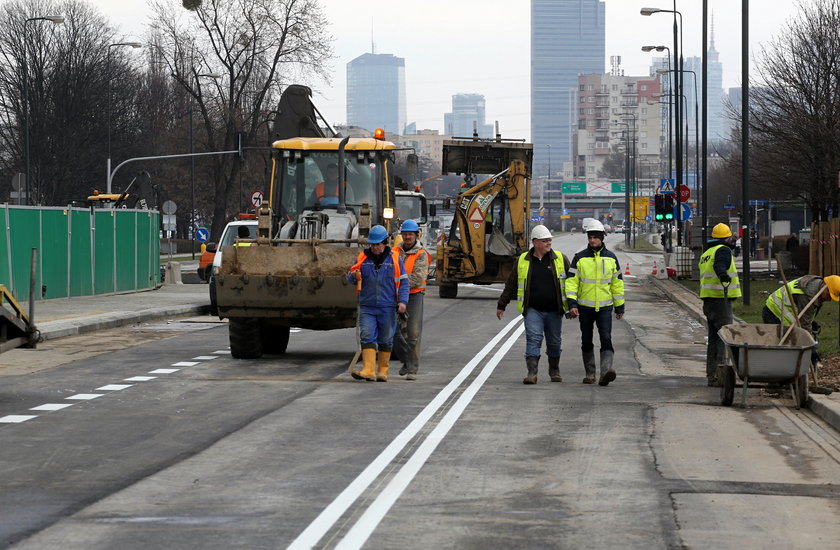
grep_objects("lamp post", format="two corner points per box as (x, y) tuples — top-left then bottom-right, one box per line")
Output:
(23, 14), (64, 205)
(619, 112), (638, 248)
(613, 119), (631, 247)
(642, 5), (684, 245)
(107, 42), (143, 194)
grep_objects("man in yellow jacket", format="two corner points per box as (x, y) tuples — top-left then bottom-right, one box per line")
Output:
(566, 220), (624, 386)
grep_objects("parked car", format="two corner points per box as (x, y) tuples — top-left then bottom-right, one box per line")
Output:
(614, 224), (626, 233)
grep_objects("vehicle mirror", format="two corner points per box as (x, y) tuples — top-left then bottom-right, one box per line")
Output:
(406, 154), (418, 174)
(206, 242), (217, 253)
(429, 204), (437, 217)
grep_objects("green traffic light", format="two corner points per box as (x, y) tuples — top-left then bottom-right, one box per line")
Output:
(665, 213), (673, 220)
(655, 213), (664, 220)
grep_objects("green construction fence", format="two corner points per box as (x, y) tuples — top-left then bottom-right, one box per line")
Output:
(1, 204), (161, 300)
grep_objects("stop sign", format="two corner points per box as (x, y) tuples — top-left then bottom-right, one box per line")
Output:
(678, 184), (691, 202)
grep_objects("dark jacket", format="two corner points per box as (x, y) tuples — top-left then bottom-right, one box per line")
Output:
(497, 248), (570, 314)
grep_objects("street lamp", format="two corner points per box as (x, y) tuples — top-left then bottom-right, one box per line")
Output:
(107, 41), (143, 194)
(23, 14), (64, 205)
(642, 5), (684, 245)
(619, 112), (639, 248)
(612, 119), (632, 246)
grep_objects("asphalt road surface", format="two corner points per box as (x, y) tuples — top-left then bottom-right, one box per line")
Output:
(2, 233), (840, 549)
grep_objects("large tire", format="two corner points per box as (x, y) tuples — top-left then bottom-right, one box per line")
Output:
(795, 373), (808, 409)
(260, 321), (290, 355)
(229, 317), (263, 359)
(209, 279), (218, 316)
(720, 365), (735, 406)
(439, 282), (458, 299)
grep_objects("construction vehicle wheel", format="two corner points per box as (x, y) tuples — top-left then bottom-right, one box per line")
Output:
(229, 317), (263, 359)
(209, 280), (218, 316)
(439, 283), (458, 299)
(261, 322), (290, 355)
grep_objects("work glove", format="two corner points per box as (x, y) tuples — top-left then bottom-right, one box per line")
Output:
(718, 273), (731, 283)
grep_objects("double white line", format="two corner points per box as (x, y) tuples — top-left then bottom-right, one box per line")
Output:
(288, 316), (525, 550)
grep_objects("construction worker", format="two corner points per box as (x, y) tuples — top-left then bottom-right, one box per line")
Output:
(762, 275), (840, 336)
(699, 223), (742, 387)
(348, 225), (409, 382)
(392, 219), (430, 380)
(566, 220), (624, 386)
(234, 225), (252, 245)
(496, 225), (570, 384)
(311, 163), (341, 205)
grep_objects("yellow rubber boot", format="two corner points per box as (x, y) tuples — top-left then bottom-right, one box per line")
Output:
(351, 348), (377, 380)
(376, 351), (391, 382)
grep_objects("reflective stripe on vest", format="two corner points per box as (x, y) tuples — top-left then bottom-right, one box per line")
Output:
(571, 251), (622, 311)
(515, 251), (568, 313)
(765, 279), (804, 324)
(351, 250), (402, 298)
(698, 244), (742, 298)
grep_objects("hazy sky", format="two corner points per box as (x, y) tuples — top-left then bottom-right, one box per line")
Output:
(90, 0), (805, 140)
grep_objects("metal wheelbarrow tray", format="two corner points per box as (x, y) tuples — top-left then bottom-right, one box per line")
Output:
(717, 323), (815, 409)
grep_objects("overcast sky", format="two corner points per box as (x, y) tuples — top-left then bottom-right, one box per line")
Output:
(90, 0), (805, 140)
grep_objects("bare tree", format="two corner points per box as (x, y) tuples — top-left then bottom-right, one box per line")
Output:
(149, 0), (333, 240)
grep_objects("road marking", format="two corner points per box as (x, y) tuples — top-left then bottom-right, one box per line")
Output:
(150, 369), (180, 374)
(30, 403), (74, 411)
(124, 376), (157, 382)
(65, 394), (104, 401)
(212, 350), (231, 354)
(461, 283), (503, 292)
(287, 315), (524, 550)
(96, 384), (133, 391)
(0, 415), (37, 423)
(336, 323), (525, 550)
(192, 356), (218, 360)
(172, 361), (199, 367)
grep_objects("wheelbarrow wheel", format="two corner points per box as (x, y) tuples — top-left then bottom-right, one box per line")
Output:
(720, 365), (735, 406)
(795, 373), (808, 409)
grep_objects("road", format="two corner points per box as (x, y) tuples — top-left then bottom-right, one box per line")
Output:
(2, 233), (840, 549)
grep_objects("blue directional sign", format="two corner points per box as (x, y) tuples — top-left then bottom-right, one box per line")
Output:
(678, 203), (692, 222)
(645, 215), (652, 223)
(748, 199), (766, 206)
(723, 203), (737, 211)
(195, 227), (210, 243)
(530, 215), (545, 223)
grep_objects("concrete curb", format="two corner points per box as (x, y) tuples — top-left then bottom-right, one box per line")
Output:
(35, 304), (210, 341)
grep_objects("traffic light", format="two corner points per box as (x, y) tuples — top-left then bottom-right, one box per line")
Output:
(663, 194), (674, 220)
(654, 194), (665, 221)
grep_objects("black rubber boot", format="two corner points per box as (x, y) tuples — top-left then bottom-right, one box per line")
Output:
(582, 349), (596, 384)
(548, 356), (562, 382)
(523, 356), (539, 384)
(598, 350), (616, 386)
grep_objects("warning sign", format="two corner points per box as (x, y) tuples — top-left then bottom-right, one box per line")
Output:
(469, 208), (484, 222)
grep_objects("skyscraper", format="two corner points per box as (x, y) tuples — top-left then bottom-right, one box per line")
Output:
(531, 0), (606, 176)
(346, 53), (406, 134)
(444, 93), (494, 138)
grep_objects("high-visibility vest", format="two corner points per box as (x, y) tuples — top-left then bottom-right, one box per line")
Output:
(698, 244), (742, 298)
(765, 278), (805, 324)
(351, 250), (402, 298)
(394, 245), (431, 294)
(315, 181), (340, 202)
(515, 251), (568, 313)
(566, 250), (623, 311)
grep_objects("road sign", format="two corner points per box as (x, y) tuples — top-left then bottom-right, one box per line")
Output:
(530, 215), (544, 223)
(659, 178), (674, 194)
(679, 203), (692, 222)
(561, 208), (569, 216)
(645, 215), (652, 223)
(162, 200), (177, 214)
(678, 184), (690, 202)
(748, 199), (766, 206)
(250, 190), (264, 208)
(562, 182), (586, 193)
(162, 214), (176, 231)
(195, 227), (210, 243)
(723, 203), (737, 210)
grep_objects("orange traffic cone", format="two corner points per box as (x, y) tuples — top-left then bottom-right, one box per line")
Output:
(651, 261), (658, 275)
(624, 263), (631, 276)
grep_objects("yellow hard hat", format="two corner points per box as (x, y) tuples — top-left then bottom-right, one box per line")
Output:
(711, 223), (732, 239)
(824, 275), (840, 301)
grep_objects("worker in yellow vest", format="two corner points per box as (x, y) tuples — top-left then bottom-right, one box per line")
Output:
(392, 219), (431, 380)
(496, 225), (571, 384)
(698, 223), (742, 387)
(762, 275), (840, 335)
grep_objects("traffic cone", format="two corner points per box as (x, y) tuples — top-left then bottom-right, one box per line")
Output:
(651, 260), (658, 275)
(624, 263), (631, 276)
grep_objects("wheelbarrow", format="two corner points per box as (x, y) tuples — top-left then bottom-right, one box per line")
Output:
(717, 323), (815, 409)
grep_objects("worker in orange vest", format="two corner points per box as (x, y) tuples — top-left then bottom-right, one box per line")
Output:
(312, 163), (341, 205)
(392, 219), (431, 380)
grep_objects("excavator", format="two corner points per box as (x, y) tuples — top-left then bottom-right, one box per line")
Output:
(435, 136), (533, 298)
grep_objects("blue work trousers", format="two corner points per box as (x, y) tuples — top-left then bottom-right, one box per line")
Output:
(359, 306), (397, 352)
(578, 306), (613, 353)
(523, 308), (563, 358)
(393, 292), (424, 372)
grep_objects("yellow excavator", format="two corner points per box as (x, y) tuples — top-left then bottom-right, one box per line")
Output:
(435, 137), (533, 298)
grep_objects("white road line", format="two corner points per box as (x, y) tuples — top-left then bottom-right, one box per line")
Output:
(149, 369), (180, 374)
(65, 394), (104, 401)
(172, 361), (199, 367)
(461, 283), (503, 292)
(124, 376), (156, 382)
(192, 356), (218, 360)
(0, 415), (37, 423)
(286, 315), (524, 550)
(335, 323), (525, 550)
(30, 403), (74, 411)
(212, 350), (231, 354)
(96, 384), (133, 391)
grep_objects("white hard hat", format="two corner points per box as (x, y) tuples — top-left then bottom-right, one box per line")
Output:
(585, 220), (605, 233)
(531, 225), (552, 240)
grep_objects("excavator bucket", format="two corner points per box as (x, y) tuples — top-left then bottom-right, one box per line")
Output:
(442, 139), (533, 176)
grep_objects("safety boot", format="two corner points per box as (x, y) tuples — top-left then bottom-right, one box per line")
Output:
(582, 349), (596, 384)
(523, 356), (539, 385)
(598, 350), (616, 386)
(548, 356), (562, 383)
(350, 348), (377, 381)
(376, 351), (391, 382)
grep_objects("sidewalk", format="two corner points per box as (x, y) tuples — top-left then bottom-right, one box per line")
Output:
(19, 283), (210, 341)
(650, 276), (840, 434)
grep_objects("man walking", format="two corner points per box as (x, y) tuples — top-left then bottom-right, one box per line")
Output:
(566, 220), (624, 386)
(699, 223), (741, 387)
(496, 225), (570, 384)
(393, 219), (431, 380)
